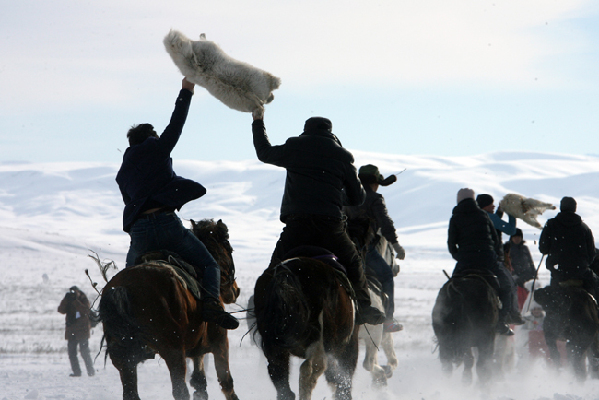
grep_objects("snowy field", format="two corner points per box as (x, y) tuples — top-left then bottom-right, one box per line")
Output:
(2, 151), (599, 399)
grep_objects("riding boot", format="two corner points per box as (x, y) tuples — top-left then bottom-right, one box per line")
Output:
(496, 313), (515, 336)
(355, 300), (386, 325)
(202, 298), (239, 330)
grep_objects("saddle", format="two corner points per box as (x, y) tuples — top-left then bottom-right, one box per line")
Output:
(452, 269), (500, 293)
(137, 250), (203, 301)
(279, 245), (356, 300)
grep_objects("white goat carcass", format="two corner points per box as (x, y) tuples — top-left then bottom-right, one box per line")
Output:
(164, 30), (281, 113)
(499, 193), (556, 229)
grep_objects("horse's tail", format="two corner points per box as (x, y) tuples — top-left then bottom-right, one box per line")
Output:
(258, 263), (313, 349)
(433, 280), (470, 363)
(99, 286), (147, 363)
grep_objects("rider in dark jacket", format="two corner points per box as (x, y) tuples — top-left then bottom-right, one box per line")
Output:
(344, 164), (406, 332)
(115, 78), (238, 330)
(448, 188), (519, 335)
(251, 109), (385, 325)
(539, 196), (598, 296)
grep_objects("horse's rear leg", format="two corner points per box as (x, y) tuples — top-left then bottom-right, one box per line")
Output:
(299, 346), (326, 400)
(326, 331), (359, 400)
(462, 349), (474, 385)
(190, 356), (208, 400)
(381, 331), (398, 373)
(590, 334), (599, 379)
(476, 340), (494, 385)
(111, 356), (141, 400)
(265, 348), (295, 400)
(568, 342), (588, 381)
(162, 349), (191, 400)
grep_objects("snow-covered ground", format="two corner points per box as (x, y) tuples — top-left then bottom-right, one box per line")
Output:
(2, 151), (599, 399)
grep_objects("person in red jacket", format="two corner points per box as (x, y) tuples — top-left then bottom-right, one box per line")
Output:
(57, 287), (95, 377)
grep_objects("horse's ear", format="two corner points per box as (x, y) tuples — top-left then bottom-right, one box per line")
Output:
(190, 219), (197, 228)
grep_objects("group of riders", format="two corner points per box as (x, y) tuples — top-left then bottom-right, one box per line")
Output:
(115, 77), (598, 338)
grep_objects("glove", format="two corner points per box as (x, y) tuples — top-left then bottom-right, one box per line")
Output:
(496, 206), (504, 218)
(392, 242), (405, 260)
(392, 263), (400, 276)
(252, 106), (264, 120)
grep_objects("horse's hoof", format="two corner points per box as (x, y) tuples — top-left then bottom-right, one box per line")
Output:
(193, 391), (208, 400)
(382, 365), (393, 379)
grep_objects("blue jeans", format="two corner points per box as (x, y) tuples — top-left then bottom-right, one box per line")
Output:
(126, 212), (220, 300)
(365, 244), (395, 321)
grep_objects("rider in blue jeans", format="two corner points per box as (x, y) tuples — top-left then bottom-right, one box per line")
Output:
(116, 78), (238, 330)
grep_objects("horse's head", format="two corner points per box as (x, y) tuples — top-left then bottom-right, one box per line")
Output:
(191, 218), (241, 304)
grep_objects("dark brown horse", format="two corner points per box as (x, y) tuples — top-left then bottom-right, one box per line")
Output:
(99, 219), (241, 400)
(534, 284), (599, 380)
(432, 271), (499, 385)
(253, 254), (359, 400)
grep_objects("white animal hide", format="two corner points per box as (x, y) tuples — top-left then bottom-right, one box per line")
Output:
(499, 193), (556, 229)
(164, 30), (281, 113)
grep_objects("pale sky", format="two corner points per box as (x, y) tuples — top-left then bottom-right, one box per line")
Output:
(1, 0), (598, 163)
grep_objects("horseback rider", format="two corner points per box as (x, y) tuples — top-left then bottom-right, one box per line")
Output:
(115, 77), (239, 330)
(251, 108), (386, 325)
(476, 194), (525, 325)
(448, 188), (521, 335)
(344, 164), (405, 332)
(539, 196), (599, 297)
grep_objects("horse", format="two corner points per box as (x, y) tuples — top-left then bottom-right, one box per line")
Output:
(99, 219), (241, 400)
(432, 270), (499, 385)
(358, 275), (398, 388)
(253, 250), (359, 400)
(534, 284), (599, 380)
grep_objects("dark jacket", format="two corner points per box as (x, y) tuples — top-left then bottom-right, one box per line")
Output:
(539, 211), (596, 279)
(448, 198), (501, 261)
(57, 290), (91, 341)
(116, 89), (206, 232)
(507, 241), (536, 284)
(252, 120), (365, 222)
(344, 186), (398, 245)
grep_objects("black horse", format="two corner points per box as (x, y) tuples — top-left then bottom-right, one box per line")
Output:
(432, 270), (499, 385)
(534, 284), (599, 380)
(253, 252), (359, 400)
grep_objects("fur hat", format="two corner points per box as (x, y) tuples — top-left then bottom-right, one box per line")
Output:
(457, 188), (475, 204)
(560, 196), (577, 212)
(476, 194), (494, 209)
(304, 117), (332, 133)
(358, 165), (397, 187)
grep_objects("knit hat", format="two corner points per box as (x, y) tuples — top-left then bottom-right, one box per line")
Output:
(457, 188), (475, 204)
(560, 196), (577, 212)
(511, 228), (524, 239)
(358, 164), (397, 187)
(476, 194), (494, 209)
(303, 117), (332, 133)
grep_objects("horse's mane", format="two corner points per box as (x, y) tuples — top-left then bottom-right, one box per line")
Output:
(191, 218), (229, 242)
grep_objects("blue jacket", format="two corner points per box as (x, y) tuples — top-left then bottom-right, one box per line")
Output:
(116, 89), (206, 232)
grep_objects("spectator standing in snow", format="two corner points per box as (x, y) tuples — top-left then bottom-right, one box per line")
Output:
(57, 286), (95, 377)
(251, 108), (385, 325)
(344, 164), (405, 332)
(115, 78), (238, 330)
(506, 229), (537, 310)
